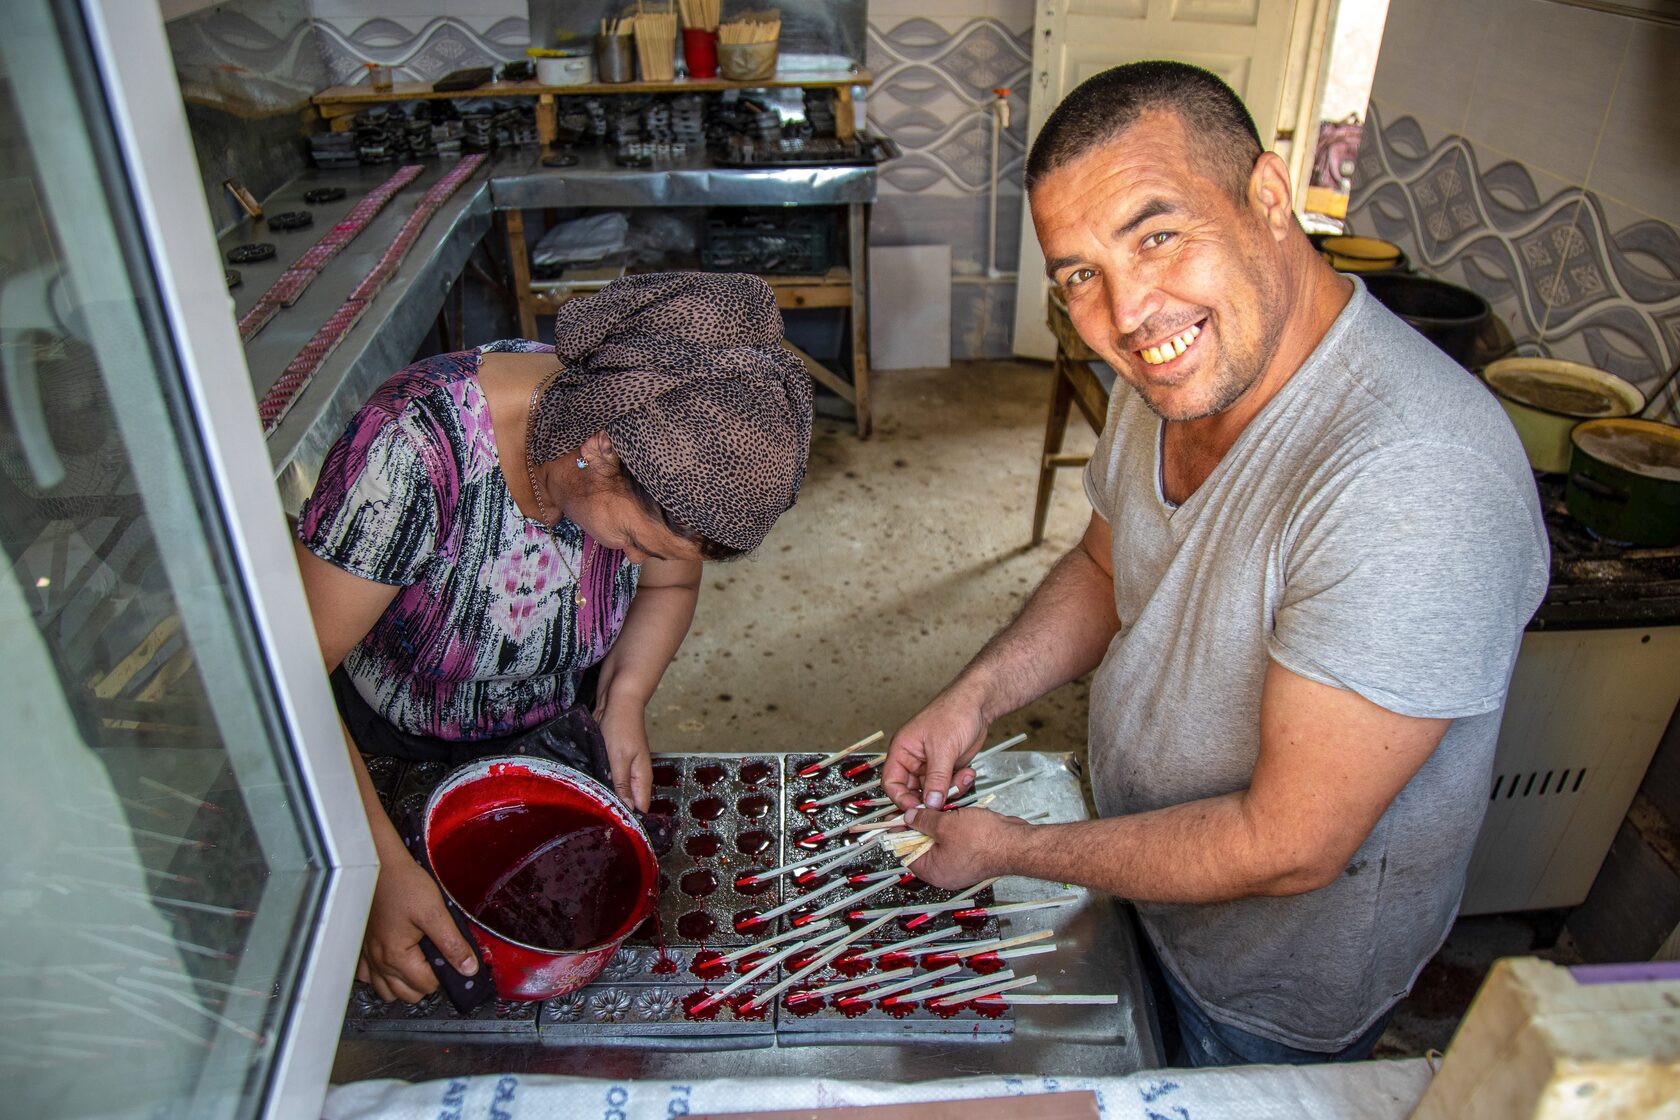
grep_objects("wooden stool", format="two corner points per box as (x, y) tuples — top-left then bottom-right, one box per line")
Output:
(1031, 292), (1113, 545)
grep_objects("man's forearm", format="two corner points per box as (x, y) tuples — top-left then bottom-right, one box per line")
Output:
(950, 539), (1120, 722)
(996, 795), (1336, 904)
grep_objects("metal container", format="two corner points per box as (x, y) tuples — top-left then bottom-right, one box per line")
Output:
(1484, 358), (1645, 473)
(423, 756), (658, 1001)
(1566, 418), (1680, 547)
(1362, 273), (1491, 367)
(594, 33), (635, 83)
(719, 40), (778, 81)
(1320, 234), (1405, 273)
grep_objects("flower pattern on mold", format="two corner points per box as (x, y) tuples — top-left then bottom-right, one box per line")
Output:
(545, 992), (587, 1022)
(635, 989), (680, 1021)
(589, 989), (634, 1021)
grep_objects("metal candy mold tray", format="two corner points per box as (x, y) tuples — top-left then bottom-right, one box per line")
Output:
(343, 753), (1029, 1043)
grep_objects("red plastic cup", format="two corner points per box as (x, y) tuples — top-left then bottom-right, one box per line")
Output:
(683, 27), (718, 78)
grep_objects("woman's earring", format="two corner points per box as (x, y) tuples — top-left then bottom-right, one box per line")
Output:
(575, 457), (589, 469)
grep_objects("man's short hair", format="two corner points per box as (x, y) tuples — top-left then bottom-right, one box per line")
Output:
(1024, 60), (1264, 200)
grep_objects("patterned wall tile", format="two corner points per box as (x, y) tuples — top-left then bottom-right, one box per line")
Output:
(311, 16), (530, 84)
(1348, 101), (1679, 419)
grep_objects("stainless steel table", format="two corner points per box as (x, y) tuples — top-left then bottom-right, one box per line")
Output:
(331, 752), (1160, 1084)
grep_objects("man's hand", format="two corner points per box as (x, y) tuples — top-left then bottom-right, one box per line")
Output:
(901, 805), (1028, 890)
(883, 688), (988, 813)
(596, 701), (653, 812)
(357, 856), (478, 1004)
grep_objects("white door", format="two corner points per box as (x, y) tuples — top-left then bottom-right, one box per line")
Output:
(0, 1), (375, 1116)
(1010, 0), (1316, 360)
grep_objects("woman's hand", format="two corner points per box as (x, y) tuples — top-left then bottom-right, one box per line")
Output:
(595, 700), (653, 812)
(357, 854), (479, 1004)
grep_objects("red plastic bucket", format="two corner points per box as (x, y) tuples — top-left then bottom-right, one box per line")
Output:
(683, 27), (718, 78)
(423, 756), (657, 1001)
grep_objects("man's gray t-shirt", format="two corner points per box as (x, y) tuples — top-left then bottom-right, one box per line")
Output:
(1083, 278), (1549, 1050)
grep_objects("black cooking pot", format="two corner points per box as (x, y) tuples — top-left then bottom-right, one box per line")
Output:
(1362, 273), (1491, 367)
(1566, 418), (1680, 547)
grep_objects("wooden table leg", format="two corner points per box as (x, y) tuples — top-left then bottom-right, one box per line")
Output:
(1032, 355), (1076, 546)
(504, 209), (538, 340)
(848, 202), (872, 438)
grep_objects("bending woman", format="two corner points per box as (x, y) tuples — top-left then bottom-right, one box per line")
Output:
(295, 273), (812, 1003)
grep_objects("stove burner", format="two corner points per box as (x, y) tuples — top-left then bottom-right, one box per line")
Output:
(266, 211), (314, 232)
(225, 269), (242, 290)
(303, 187), (347, 204)
(226, 242), (276, 264)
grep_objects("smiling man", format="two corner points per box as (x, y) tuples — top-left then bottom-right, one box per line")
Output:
(883, 62), (1550, 1066)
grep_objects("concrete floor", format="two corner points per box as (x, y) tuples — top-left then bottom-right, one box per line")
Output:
(648, 358), (1562, 1063)
(648, 360), (1097, 761)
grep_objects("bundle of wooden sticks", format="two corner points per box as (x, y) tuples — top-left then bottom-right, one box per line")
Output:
(632, 2), (678, 81)
(677, 0), (720, 31)
(718, 9), (781, 45)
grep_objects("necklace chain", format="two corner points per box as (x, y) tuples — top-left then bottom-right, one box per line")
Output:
(524, 369), (587, 608)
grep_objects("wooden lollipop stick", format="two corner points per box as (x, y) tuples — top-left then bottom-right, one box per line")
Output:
(691, 923), (848, 1012)
(845, 867), (906, 885)
(902, 876), (1000, 930)
(925, 972), (1038, 1006)
(839, 963), (965, 1006)
(792, 873), (898, 925)
(799, 774), (884, 811)
(738, 873), (850, 929)
(813, 961), (964, 1001)
(799, 731), (885, 776)
(952, 893), (1079, 921)
(996, 993), (1120, 1005)
(882, 968), (1019, 1006)
(967, 732), (1028, 766)
(854, 923), (963, 961)
(745, 912), (897, 1009)
(736, 830), (888, 887)
(714, 918), (835, 964)
(916, 928), (1055, 958)
(841, 753), (889, 779)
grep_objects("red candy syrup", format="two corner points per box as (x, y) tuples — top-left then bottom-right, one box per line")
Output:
(733, 951), (767, 973)
(831, 950), (871, 977)
(922, 951), (960, 968)
(954, 908), (988, 930)
(689, 949), (728, 980)
(738, 760), (772, 787)
(430, 804), (643, 951)
(680, 869), (719, 898)
(797, 799), (823, 815)
(931, 999), (965, 1019)
(733, 908), (764, 933)
(795, 831), (828, 851)
(676, 910), (718, 941)
(685, 833), (722, 859)
(652, 762), (680, 788)
(899, 876), (928, 894)
(736, 829), (772, 857)
(883, 998), (918, 1019)
(690, 795), (724, 823)
(736, 874), (775, 897)
(786, 951), (818, 972)
(737, 794), (773, 819)
(783, 989), (824, 1016)
(878, 951), (915, 971)
(842, 759), (877, 779)
(651, 952), (679, 975)
(729, 991), (769, 1020)
(648, 797), (678, 817)
(971, 952), (1007, 975)
(693, 763), (726, 789)
(972, 997), (1007, 1019)
(837, 995), (871, 1018)
(682, 990), (722, 1020)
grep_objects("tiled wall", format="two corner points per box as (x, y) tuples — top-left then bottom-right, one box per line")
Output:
(1347, 0), (1680, 419)
(298, 1), (1032, 359)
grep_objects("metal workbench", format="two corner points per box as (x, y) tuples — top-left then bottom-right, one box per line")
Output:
(229, 150), (881, 513)
(330, 752), (1161, 1084)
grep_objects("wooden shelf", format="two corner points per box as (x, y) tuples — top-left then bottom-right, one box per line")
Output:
(313, 69), (872, 117)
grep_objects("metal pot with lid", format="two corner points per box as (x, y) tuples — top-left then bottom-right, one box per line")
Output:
(1482, 357), (1645, 473)
(1566, 418), (1680, 547)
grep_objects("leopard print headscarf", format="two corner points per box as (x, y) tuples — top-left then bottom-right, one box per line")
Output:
(528, 272), (814, 553)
